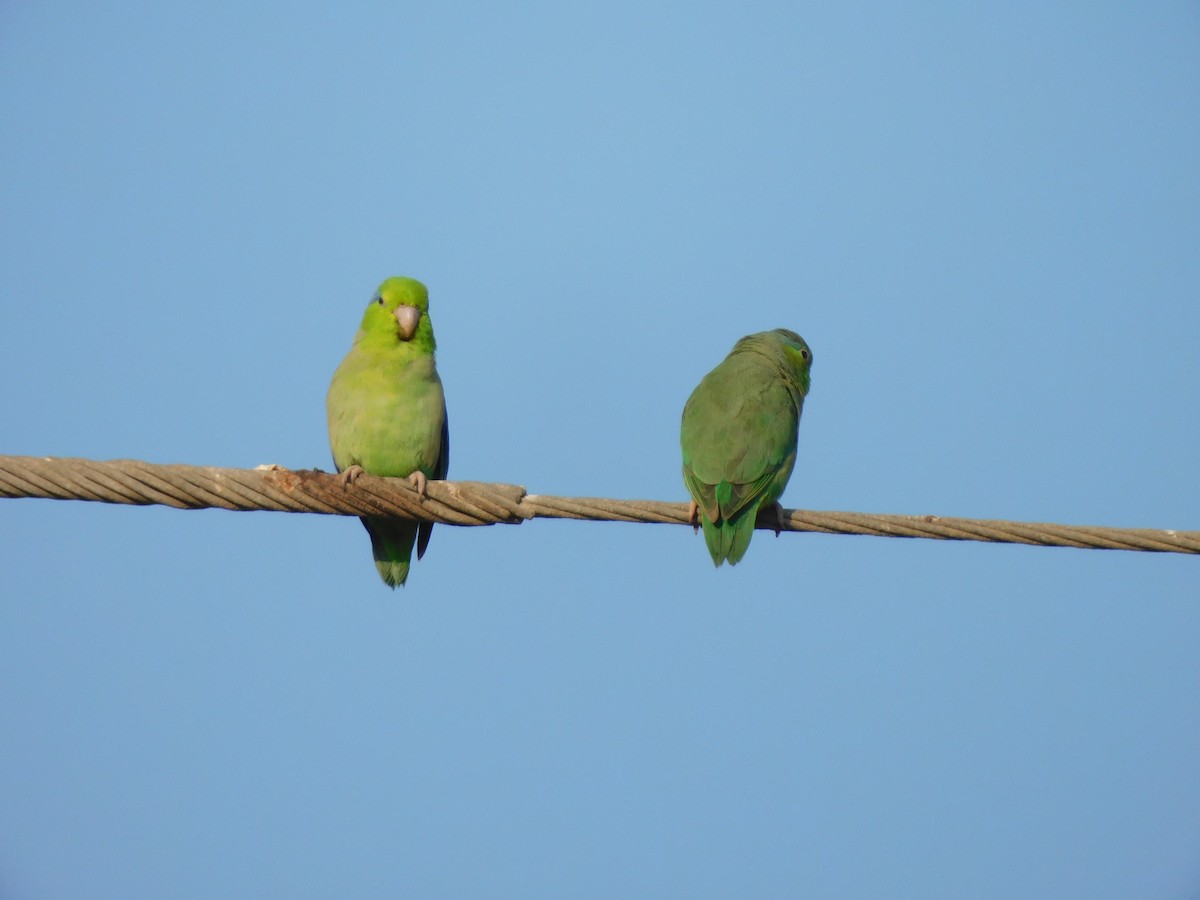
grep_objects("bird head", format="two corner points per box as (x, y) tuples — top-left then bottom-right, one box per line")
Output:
(773, 329), (813, 396)
(358, 276), (435, 348)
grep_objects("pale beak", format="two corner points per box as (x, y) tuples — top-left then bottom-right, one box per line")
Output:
(393, 304), (421, 341)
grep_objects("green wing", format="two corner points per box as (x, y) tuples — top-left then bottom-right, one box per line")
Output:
(415, 411), (450, 561)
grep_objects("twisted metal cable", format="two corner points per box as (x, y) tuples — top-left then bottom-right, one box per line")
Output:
(1, 454), (1197, 554)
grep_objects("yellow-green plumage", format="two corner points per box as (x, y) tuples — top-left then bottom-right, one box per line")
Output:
(326, 277), (449, 588)
(680, 329), (812, 567)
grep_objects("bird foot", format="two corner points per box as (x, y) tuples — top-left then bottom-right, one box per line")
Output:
(688, 499), (700, 534)
(407, 470), (428, 498)
(769, 502), (785, 536)
(339, 464), (365, 486)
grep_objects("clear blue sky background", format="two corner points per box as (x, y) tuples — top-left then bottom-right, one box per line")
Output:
(2, 3), (1198, 897)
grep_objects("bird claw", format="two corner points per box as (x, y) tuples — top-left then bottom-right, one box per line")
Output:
(340, 466), (427, 499)
(688, 499), (700, 534)
(407, 470), (428, 498)
(770, 502), (785, 536)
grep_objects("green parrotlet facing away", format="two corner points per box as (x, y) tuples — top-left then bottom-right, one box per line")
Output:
(680, 329), (813, 567)
(326, 277), (449, 588)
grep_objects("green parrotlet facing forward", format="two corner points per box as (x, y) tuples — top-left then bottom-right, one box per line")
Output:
(326, 277), (449, 588)
(680, 329), (813, 567)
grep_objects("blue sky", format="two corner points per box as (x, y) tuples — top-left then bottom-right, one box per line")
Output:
(2, 3), (1199, 897)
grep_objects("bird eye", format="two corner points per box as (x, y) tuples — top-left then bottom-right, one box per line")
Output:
(375, 296), (384, 306)
(800, 348), (810, 361)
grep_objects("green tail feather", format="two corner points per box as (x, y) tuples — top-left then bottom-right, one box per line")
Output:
(362, 517), (417, 588)
(724, 507), (758, 565)
(700, 517), (724, 566)
(700, 502), (760, 567)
